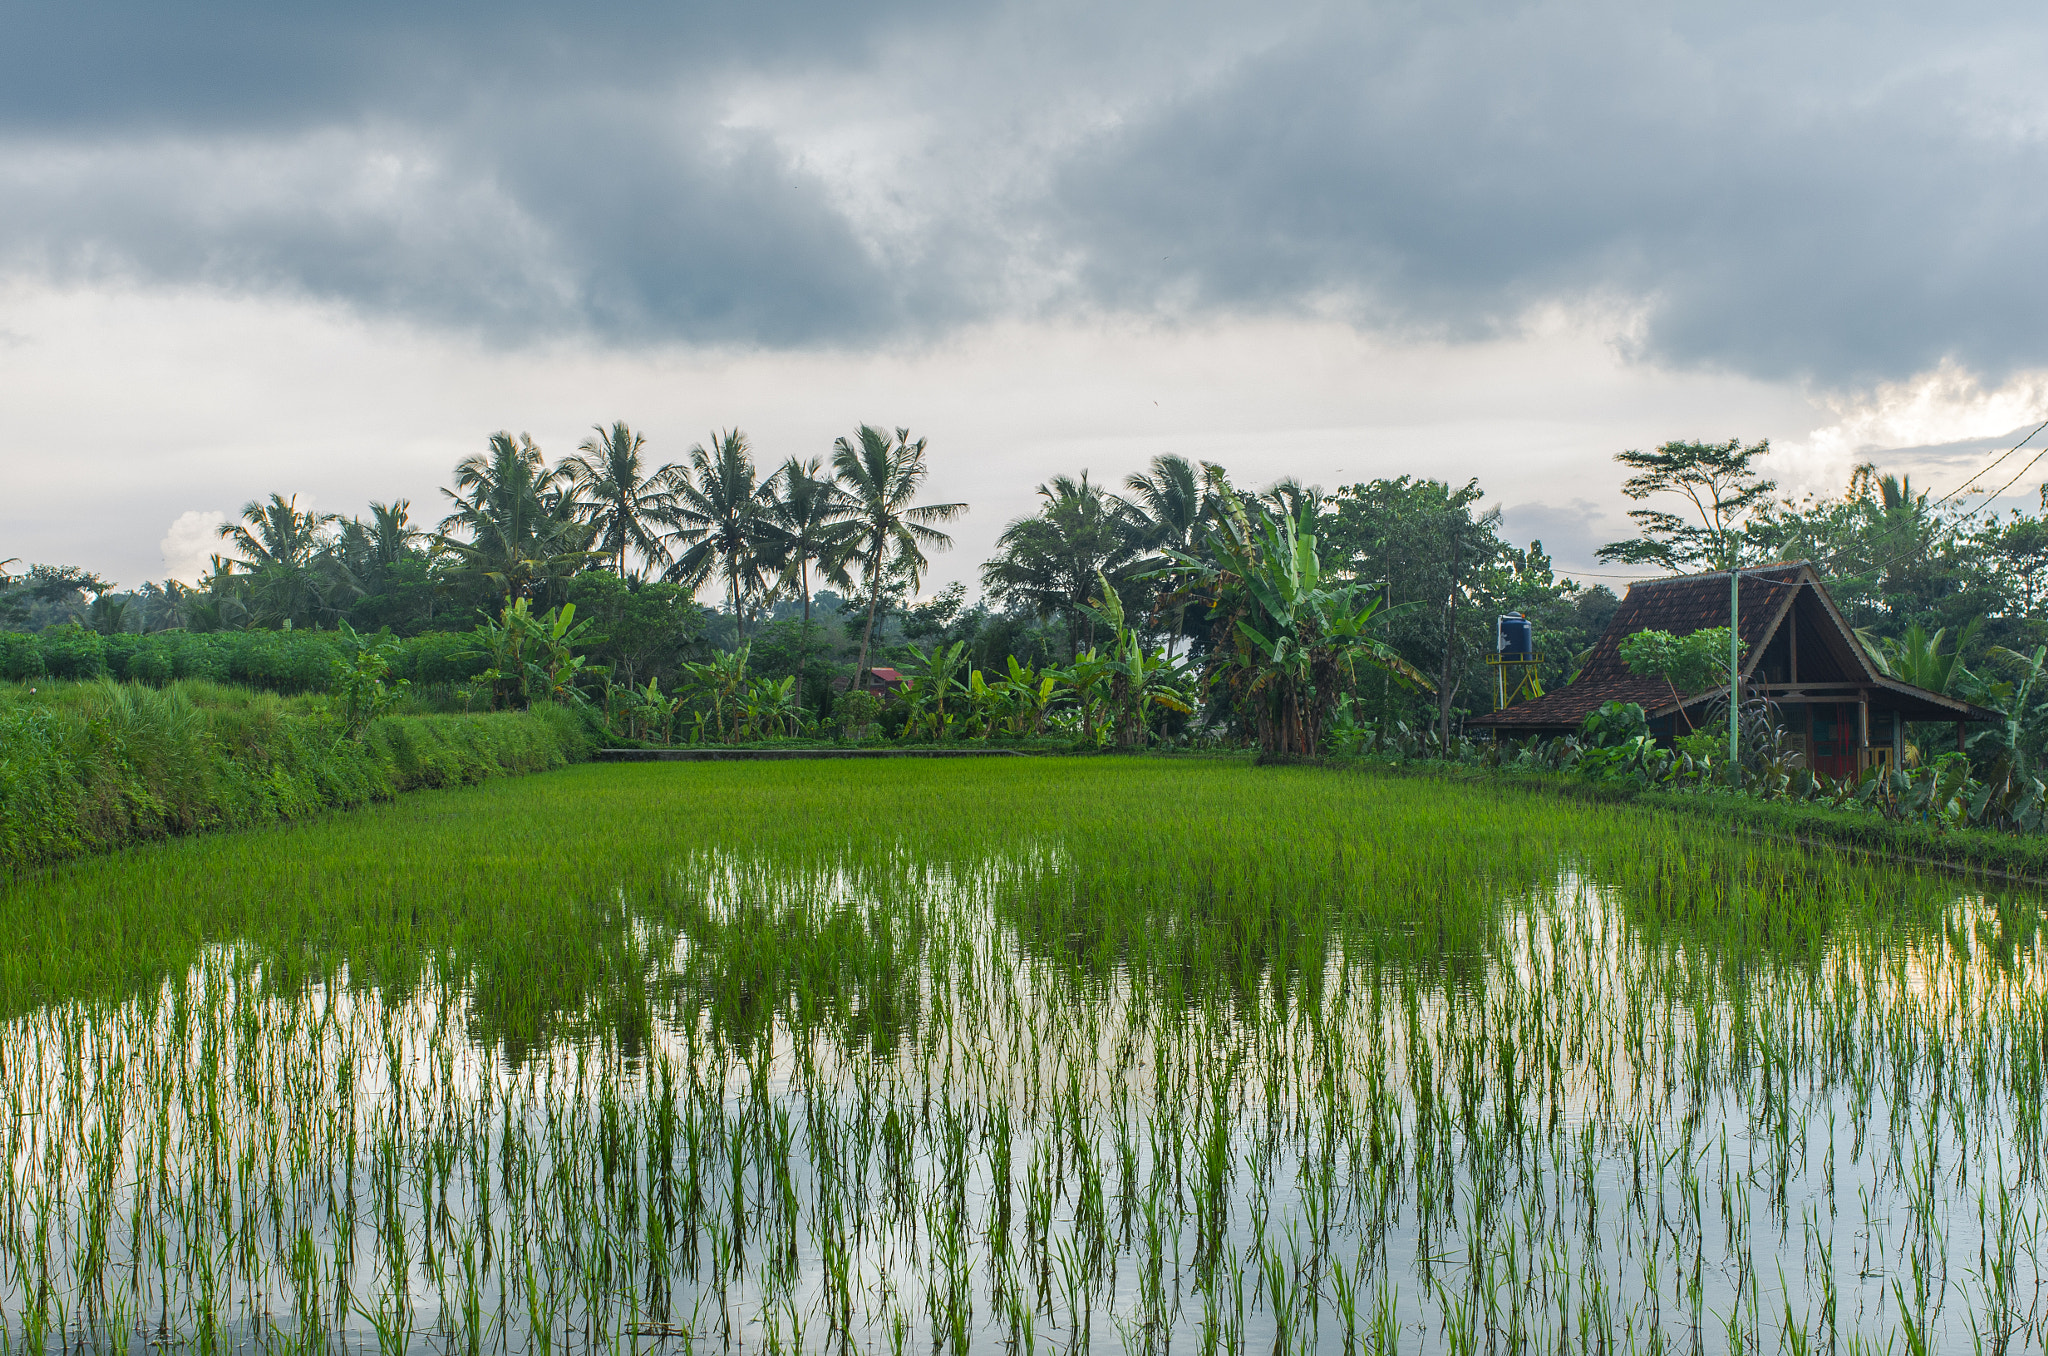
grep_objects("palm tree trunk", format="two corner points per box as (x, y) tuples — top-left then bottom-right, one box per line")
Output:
(857, 564), (881, 694)
(730, 558), (743, 643)
(795, 558), (812, 715)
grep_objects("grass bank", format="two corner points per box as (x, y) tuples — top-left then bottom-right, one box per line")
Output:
(0, 678), (594, 873)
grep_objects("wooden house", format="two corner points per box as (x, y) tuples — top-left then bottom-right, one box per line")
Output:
(829, 667), (907, 697)
(1469, 561), (1997, 772)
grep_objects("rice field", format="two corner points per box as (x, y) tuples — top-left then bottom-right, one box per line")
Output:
(1, 757), (2044, 1355)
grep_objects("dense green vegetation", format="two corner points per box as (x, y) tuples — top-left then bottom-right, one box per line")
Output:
(9, 424), (2046, 766)
(0, 758), (2040, 1351)
(0, 679), (591, 871)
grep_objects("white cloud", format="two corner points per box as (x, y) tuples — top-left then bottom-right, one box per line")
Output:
(159, 509), (226, 584)
(1779, 361), (2048, 502)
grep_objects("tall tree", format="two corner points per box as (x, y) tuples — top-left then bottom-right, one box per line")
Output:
(365, 500), (428, 565)
(663, 429), (779, 639)
(218, 494), (338, 569)
(1596, 438), (1776, 573)
(982, 471), (1139, 660)
(832, 425), (965, 687)
(763, 456), (854, 708)
(564, 422), (675, 578)
(1121, 454), (1223, 655)
(438, 432), (594, 603)
(1258, 478), (1328, 531)
(216, 494), (350, 626)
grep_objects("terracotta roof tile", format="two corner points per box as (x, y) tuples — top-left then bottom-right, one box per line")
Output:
(1471, 565), (1805, 730)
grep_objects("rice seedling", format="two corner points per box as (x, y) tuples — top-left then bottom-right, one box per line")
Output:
(0, 758), (2044, 1351)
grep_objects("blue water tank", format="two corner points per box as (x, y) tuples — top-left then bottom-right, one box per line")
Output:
(1497, 614), (1533, 658)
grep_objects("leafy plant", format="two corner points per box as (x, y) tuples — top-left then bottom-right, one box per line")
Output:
(1619, 627), (1742, 731)
(330, 622), (409, 736)
(1579, 700), (1648, 749)
(1169, 496), (1430, 757)
(833, 689), (882, 742)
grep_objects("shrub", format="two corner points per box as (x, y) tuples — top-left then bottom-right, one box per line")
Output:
(0, 633), (44, 681)
(237, 630), (343, 693)
(126, 638), (177, 687)
(102, 632), (142, 680)
(39, 625), (107, 680)
(0, 681), (595, 871)
(835, 689), (882, 740)
(171, 635), (230, 683)
(394, 630), (488, 685)
(1580, 700), (1648, 748)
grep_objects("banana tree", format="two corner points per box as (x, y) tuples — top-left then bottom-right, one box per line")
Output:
(1859, 620), (1980, 695)
(680, 645), (751, 742)
(529, 602), (604, 705)
(999, 655), (1066, 737)
(1980, 645), (2048, 776)
(743, 675), (802, 739)
(1081, 571), (1195, 747)
(1059, 649), (1115, 745)
(900, 640), (970, 740)
(1165, 498), (1429, 756)
(460, 598), (601, 709)
(962, 668), (1011, 740)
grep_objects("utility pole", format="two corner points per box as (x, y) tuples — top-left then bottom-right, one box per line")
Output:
(1729, 566), (1741, 785)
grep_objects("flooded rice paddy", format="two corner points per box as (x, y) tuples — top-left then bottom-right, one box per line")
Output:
(1, 759), (2045, 1354)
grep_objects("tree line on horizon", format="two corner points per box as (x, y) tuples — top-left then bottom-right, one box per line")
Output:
(5, 428), (2048, 743)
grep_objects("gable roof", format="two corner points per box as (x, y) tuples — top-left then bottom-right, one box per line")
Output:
(1471, 560), (1997, 733)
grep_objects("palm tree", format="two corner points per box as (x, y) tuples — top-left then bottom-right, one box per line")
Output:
(439, 432), (595, 603)
(663, 429), (781, 639)
(764, 457), (855, 708)
(366, 500), (428, 565)
(218, 494), (338, 568)
(564, 422), (675, 578)
(981, 471), (1137, 659)
(832, 425), (966, 688)
(216, 494), (349, 625)
(1258, 477), (1328, 529)
(1121, 454), (1223, 655)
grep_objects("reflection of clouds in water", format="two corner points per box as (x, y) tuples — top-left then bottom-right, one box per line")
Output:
(2, 859), (2044, 1352)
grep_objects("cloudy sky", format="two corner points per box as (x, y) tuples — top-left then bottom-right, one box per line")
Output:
(6, 1), (2048, 594)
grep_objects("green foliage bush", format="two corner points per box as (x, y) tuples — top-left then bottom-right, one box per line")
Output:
(1579, 700), (1649, 748)
(0, 627), (497, 696)
(0, 634), (42, 681)
(0, 680), (594, 872)
(391, 630), (489, 685)
(39, 625), (106, 680)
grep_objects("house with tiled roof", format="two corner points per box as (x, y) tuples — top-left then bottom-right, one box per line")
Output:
(829, 667), (907, 696)
(1470, 561), (1997, 774)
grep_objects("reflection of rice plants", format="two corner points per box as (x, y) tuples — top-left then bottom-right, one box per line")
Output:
(1, 758), (2046, 1352)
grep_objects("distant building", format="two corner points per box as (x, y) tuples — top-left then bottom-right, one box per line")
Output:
(1470, 560), (1996, 772)
(830, 667), (907, 696)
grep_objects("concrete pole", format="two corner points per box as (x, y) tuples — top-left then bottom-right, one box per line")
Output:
(1729, 569), (1741, 784)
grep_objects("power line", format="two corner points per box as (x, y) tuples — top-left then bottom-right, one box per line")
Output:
(1931, 416), (2048, 509)
(1952, 443), (2048, 525)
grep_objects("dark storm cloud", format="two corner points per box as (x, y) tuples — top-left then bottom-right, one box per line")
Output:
(0, 1), (967, 344)
(1049, 3), (2048, 385)
(6, 2), (2048, 377)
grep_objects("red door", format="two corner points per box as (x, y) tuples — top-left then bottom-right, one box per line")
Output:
(1809, 703), (1859, 778)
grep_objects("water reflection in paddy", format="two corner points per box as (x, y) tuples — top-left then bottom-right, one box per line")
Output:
(3, 844), (2045, 1355)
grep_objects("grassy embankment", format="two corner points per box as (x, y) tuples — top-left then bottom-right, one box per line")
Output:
(0, 678), (594, 873)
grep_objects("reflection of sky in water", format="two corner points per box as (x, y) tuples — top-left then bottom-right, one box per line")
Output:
(1, 855), (2043, 1354)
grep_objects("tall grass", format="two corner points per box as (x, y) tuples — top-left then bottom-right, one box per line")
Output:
(0, 759), (2040, 1352)
(0, 679), (592, 872)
